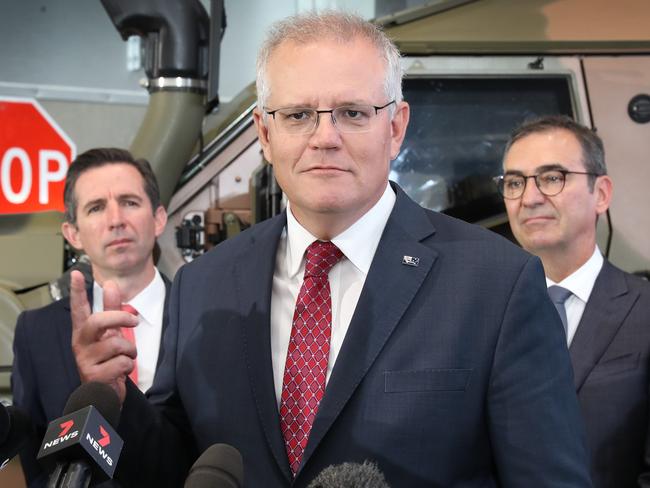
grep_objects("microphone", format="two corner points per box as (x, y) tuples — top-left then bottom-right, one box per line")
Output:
(307, 460), (390, 488)
(37, 382), (124, 487)
(183, 444), (244, 488)
(1, 404), (34, 470)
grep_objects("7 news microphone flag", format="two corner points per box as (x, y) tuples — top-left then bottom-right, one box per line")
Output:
(37, 383), (123, 485)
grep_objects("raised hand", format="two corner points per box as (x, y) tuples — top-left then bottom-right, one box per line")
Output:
(69, 270), (138, 403)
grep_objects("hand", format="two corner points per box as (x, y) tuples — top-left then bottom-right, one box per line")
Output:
(70, 270), (138, 404)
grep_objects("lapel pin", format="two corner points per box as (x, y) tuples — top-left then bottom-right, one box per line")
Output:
(402, 255), (420, 267)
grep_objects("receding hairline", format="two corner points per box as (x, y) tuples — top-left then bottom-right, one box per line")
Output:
(256, 11), (403, 109)
(506, 127), (584, 157)
(264, 35), (388, 80)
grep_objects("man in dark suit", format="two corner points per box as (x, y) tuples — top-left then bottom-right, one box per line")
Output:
(11, 148), (169, 486)
(70, 12), (592, 487)
(499, 115), (650, 487)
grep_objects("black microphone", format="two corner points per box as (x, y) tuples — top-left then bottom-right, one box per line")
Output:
(307, 460), (390, 488)
(37, 382), (124, 488)
(1, 404), (34, 470)
(183, 444), (243, 488)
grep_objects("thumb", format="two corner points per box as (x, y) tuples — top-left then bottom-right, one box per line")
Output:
(102, 280), (123, 311)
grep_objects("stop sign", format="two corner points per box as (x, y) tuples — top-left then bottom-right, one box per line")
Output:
(0, 97), (76, 215)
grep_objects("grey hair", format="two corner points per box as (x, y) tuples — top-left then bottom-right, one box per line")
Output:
(256, 11), (403, 112)
(503, 114), (607, 191)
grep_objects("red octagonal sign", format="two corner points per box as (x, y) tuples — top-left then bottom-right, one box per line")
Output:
(0, 97), (76, 214)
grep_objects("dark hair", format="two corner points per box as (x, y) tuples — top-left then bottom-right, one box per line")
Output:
(63, 148), (161, 225)
(504, 115), (607, 190)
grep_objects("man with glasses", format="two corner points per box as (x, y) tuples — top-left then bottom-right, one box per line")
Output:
(498, 115), (650, 487)
(69, 13), (590, 487)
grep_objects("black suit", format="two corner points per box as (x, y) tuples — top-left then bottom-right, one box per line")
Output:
(568, 261), (650, 487)
(11, 277), (170, 487)
(114, 185), (591, 487)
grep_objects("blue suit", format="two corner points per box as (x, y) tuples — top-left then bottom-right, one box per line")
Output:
(11, 279), (170, 487)
(569, 261), (650, 487)
(116, 184), (591, 487)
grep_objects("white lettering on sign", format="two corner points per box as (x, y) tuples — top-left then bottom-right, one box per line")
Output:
(1, 147), (69, 206)
(39, 149), (68, 204)
(1, 147), (31, 204)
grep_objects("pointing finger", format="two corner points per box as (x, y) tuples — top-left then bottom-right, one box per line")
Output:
(70, 270), (91, 332)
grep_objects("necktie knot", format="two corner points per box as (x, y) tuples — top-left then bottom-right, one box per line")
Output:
(304, 241), (343, 278)
(548, 286), (572, 305)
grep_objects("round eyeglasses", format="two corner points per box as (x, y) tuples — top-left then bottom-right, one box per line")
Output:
(493, 169), (600, 200)
(263, 100), (395, 135)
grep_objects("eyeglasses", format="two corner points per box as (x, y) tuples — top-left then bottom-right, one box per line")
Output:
(493, 169), (600, 200)
(263, 100), (396, 134)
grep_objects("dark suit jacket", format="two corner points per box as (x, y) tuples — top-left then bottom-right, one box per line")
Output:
(568, 261), (650, 488)
(11, 276), (170, 487)
(116, 184), (591, 487)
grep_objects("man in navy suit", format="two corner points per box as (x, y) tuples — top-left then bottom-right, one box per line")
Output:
(70, 12), (591, 487)
(499, 115), (650, 487)
(11, 148), (169, 486)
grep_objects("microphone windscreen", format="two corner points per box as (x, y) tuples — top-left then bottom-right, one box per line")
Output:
(1, 406), (33, 464)
(184, 443), (243, 488)
(307, 460), (390, 488)
(62, 382), (120, 427)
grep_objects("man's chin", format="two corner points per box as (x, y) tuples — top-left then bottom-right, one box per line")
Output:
(105, 257), (139, 275)
(520, 235), (561, 255)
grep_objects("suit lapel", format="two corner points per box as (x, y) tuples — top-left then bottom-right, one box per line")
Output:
(302, 185), (437, 469)
(570, 261), (639, 391)
(156, 275), (172, 370)
(233, 213), (293, 482)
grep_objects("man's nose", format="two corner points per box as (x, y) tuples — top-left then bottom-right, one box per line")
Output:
(521, 177), (546, 207)
(308, 112), (342, 148)
(106, 201), (125, 228)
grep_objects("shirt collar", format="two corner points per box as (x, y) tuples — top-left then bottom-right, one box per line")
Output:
(546, 246), (604, 302)
(93, 269), (164, 326)
(285, 182), (396, 278)
(129, 269), (165, 326)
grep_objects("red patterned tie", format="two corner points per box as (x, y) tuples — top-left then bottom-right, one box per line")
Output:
(280, 240), (343, 475)
(120, 303), (139, 385)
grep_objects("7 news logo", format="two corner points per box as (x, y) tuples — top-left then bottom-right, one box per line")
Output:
(43, 420), (78, 449)
(86, 425), (114, 466)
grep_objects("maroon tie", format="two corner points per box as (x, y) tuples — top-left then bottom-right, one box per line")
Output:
(280, 240), (343, 475)
(120, 303), (139, 385)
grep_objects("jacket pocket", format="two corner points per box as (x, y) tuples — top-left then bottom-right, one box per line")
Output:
(589, 352), (640, 379)
(384, 368), (472, 393)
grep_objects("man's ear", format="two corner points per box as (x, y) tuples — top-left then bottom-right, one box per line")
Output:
(390, 101), (410, 160)
(253, 107), (273, 165)
(61, 221), (83, 251)
(153, 205), (168, 238)
(595, 174), (613, 216)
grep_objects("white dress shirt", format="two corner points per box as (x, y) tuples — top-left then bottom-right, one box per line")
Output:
(93, 268), (166, 392)
(270, 183), (396, 406)
(546, 247), (604, 346)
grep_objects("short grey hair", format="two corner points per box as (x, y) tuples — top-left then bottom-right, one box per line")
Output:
(504, 115), (607, 191)
(256, 11), (403, 111)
